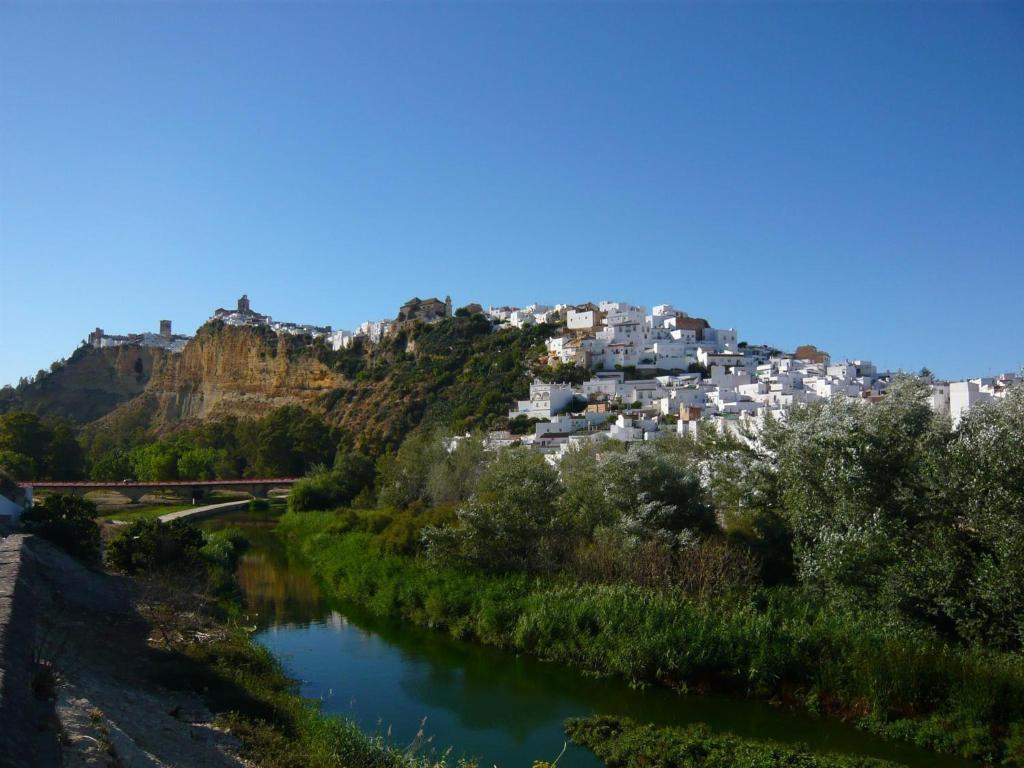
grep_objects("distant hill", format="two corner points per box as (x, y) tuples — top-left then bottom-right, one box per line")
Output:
(5, 315), (556, 455)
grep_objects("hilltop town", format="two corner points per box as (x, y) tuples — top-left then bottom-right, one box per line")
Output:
(75, 294), (1020, 460)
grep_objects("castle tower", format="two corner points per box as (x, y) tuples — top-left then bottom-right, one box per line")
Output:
(238, 294), (250, 313)
(160, 320), (172, 339)
(444, 295), (452, 318)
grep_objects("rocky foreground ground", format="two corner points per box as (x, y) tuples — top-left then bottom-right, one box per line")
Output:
(1, 533), (245, 768)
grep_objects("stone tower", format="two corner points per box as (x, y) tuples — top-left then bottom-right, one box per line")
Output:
(444, 295), (452, 318)
(160, 320), (172, 339)
(238, 294), (251, 313)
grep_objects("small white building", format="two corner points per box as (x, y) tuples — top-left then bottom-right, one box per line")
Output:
(0, 485), (31, 527)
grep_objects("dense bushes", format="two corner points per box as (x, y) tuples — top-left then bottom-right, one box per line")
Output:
(105, 517), (249, 596)
(84, 405), (341, 482)
(106, 518), (206, 574)
(288, 450), (376, 512)
(703, 381), (1024, 651)
(20, 493), (100, 561)
(0, 411), (84, 480)
(564, 716), (902, 768)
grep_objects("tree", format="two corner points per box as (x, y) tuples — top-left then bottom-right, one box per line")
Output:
(558, 441), (713, 546)
(376, 430), (446, 509)
(776, 377), (948, 600)
(252, 406), (335, 477)
(21, 494), (100, 562)
(106, 519), (205, 574)
(132, 443), (181, 481)
(47, 423), (85, 480)
(0, 412), (53, 478)
(925, 387), (1024, 648)
(288, 450), (376, 512)
(0, 411), (84, 480)
(177, 447), (223, 480)
(90, 450), (136, 481)
(426, 434), (489, 505)
(424, 448), (564, 572)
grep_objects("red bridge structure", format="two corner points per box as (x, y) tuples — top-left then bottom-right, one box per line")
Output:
(18, 478), (299, 503)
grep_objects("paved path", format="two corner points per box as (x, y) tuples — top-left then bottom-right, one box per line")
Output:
(158, 499), (252, 524)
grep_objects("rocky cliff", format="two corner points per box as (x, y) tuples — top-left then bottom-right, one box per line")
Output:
(10, 316), (552, 453)
(138, 323), (345, 429)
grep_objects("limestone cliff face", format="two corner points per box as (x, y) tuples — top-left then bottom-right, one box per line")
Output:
(138, 324), (345, 430)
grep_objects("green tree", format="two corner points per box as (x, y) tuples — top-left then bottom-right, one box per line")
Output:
(424, 448), (564, 572)
(177, 447), (223, 480)
(0, 411), (84, 480)
(89, 449), (136, 481)
(106, 519), (205, 574)
(777, 376), (947, 600)
(21, 493), (100, 562)
(132, 443), (181, 481)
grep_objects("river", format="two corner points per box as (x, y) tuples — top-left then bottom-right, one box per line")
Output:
(205, 511), (978, 768)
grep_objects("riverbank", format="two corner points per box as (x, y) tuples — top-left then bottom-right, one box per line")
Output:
(275, 509), (1024, 766)
(0, 523), (475, 767)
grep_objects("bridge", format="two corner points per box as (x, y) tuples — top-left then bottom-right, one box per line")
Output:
(18, 478), (299, 503)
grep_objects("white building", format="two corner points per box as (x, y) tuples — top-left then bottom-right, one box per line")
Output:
(509, 380), (576, 420)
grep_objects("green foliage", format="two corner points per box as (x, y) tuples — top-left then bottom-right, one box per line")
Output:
(21, 493), (99, 561)
(85, 406), (342, 481)
(564, 715), (902, 768)
(177, 447), (225, 480)
(251, 406), (337, 477)
(560, 442), (714, 544)
(89, 449), (136, 481)
(320, 317), (556, 448)
(0, 410), (84, 479)
(106, 518), (205, 574)
(132, 442), (182, 481)
(277, 511), (1024, 764)
(933, 386), (1024, 649)
(288, 451), (375, 512)
(423, 448), (565, 572)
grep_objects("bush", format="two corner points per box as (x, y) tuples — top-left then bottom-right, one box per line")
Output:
(21, 493), (100, 562)
(106, 518), (205, 574)
(565, 715), (901, 768)
(289, 453), (375, 513)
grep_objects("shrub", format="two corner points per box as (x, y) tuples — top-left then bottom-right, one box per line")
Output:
(289, 453), (375, 513)
(21, 493), (100, 562)
(565, 715), (902, 768)
(106, 518), (205, 574)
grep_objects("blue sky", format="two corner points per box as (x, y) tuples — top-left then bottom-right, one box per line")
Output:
(1, 2), (1022, 386)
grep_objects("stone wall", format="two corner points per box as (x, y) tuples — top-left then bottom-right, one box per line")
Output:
(0, 534), (39, 767)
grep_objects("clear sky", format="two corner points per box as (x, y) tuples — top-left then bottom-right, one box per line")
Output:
(1, 2), (1022, 386)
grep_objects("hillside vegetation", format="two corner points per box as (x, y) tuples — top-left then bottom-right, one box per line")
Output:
(1, 315), (562, 478)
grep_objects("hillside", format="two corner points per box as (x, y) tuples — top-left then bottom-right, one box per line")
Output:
(12, 315), (556, 455)
(0, 343), (168, 424)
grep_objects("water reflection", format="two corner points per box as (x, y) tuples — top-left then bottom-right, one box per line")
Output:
(218, 515), (979, 768)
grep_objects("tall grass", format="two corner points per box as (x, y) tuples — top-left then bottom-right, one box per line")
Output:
(564, 715), (904, 768)
(277, 510), (1024, 765)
